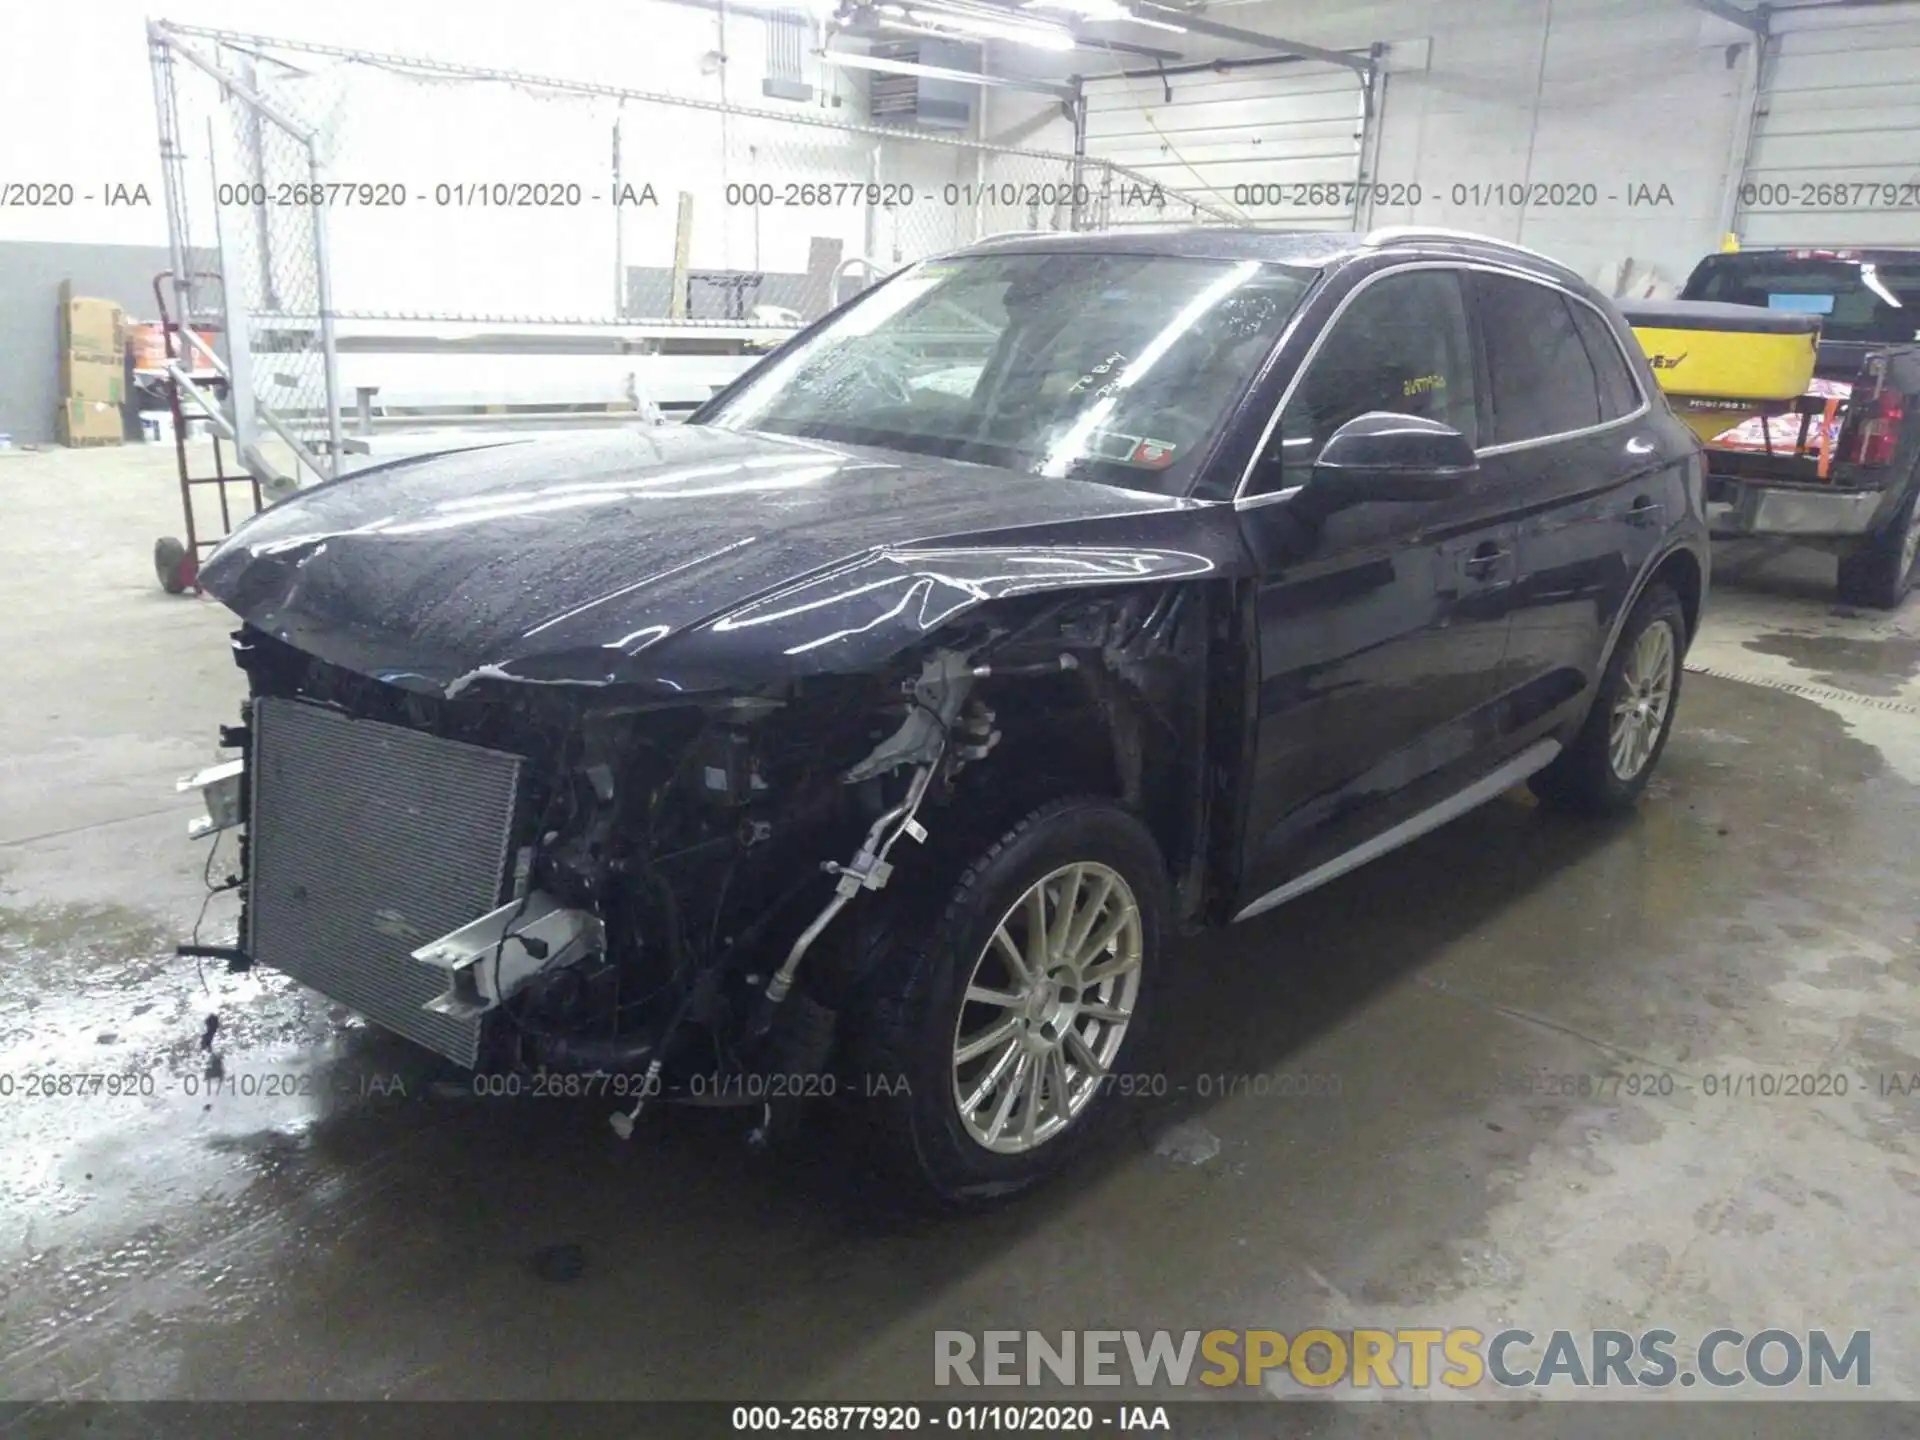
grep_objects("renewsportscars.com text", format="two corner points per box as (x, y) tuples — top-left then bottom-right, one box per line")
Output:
(934, 1328), (1871, 1391)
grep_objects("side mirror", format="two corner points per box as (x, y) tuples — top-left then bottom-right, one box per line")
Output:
(1308, 412), (1478, 504)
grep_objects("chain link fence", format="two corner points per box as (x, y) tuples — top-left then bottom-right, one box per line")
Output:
(152, 25), (345, 485)
(149, 21), (1242, 483)
(221, 63), (343, 475)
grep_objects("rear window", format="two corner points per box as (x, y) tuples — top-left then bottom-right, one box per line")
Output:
(1569, 303), (1643, 420)
(1683, 256), (1920, 344)
(1474, 272), (1602, 443)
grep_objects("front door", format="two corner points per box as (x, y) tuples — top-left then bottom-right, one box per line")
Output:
(1234, 266), (1520, 911)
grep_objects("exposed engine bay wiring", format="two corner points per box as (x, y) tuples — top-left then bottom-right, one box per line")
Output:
(221, 584), (1213, 1135)
(188, 828), (240, 995)
(610, 647), (984, 1137)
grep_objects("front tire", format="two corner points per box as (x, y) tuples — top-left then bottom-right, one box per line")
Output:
(1531, 582), (1686, 815)
(847, 797), (1169, 1207)
(1836, 483), (1920, 610)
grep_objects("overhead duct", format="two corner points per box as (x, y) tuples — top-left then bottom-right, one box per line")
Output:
(864, 37), (980, 127)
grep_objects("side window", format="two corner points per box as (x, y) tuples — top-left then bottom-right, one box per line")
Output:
(1269, 270), (1478, 491)
(1475, 273), (1602, 442)
(1569, 301), (1643, 420)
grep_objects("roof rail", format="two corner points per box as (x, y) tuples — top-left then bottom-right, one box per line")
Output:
(1361, 225), (1561, 266)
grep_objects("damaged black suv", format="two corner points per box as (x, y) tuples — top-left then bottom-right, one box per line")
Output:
(186, 226), (1708, 1204)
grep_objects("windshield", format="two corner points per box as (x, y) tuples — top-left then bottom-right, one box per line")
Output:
(695, 251), (1316, 494)
(1683, 254), (1920, 344)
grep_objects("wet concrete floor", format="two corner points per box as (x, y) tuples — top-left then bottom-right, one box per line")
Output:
(2, 447), (1917, 1432)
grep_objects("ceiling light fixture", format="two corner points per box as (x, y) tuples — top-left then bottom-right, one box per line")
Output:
(898, 3), (1077, 49)
(1023, 0), (1185, 30)
(1023, 0), (1128, 18)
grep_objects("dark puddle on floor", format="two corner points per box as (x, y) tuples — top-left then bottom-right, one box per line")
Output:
(1742, 630), (1920, 698)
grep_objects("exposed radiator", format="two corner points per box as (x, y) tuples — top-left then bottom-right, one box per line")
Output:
(246, 696), (523, 1066)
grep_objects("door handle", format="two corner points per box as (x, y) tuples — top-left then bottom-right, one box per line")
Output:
(1624, 496), (1664, 525)
(1463, 542), (1511, 581)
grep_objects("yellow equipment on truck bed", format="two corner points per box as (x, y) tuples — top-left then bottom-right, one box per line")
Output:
(1618, 298), (1822, 444)
(1620, 249), (1920, 609)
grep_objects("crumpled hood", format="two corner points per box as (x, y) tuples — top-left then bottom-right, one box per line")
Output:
(199, 425), (1238, 696)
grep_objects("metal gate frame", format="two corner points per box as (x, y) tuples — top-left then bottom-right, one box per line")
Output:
(150, 20), (344, 493)
(1351, 53), (1388, 233)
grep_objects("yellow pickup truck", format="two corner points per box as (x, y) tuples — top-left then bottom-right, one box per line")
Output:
(1621, 248), (1920, 608)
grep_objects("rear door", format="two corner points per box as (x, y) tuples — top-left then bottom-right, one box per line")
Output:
(1234, 265), (1521, 907)
(1472, 270), (1672, 740)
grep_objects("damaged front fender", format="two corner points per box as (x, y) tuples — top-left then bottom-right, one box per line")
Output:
(615, 540), (1229, 698)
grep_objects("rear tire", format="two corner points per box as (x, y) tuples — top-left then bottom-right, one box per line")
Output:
(1531, 582), (1686, 815)
(154, 536), (195, 595)
(844, 797), (1169, 1208)
(1836, 484), (1920, 610)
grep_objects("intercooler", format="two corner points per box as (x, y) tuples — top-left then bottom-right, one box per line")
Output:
(246, 696), (524, 1066)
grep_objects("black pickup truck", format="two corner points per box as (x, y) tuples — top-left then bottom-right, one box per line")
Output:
(1675, 248), (1920, 608)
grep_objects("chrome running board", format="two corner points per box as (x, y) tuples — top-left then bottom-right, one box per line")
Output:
(1231, 738), (1563, 924)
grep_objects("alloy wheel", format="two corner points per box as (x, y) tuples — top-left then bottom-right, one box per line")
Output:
(950, 862), (1143, 1155)
(1608, 618), (1676, 781)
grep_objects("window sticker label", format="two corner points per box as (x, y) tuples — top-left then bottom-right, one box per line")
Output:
(1081, 430), (1178, 468)
(1086, 429), (1143, 461)
(1403, 373), (1446, 397)
(1129, 437), (1179, 468)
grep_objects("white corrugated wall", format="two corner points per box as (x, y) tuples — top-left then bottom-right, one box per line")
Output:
(1735, 1), (1920, 247)
(1059, 0), (1767, 288)
(1081, 61), (1371, 229)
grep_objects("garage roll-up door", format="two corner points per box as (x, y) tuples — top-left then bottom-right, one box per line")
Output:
(1736, 2), (1920, 247)
(1082, 61), (1369, 230)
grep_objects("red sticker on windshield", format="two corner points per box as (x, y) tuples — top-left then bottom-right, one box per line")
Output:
(1129, 437), (1178, 468)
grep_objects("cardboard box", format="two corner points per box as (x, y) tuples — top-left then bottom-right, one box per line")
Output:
(58, 280), (128, 406)
(57, 396), (124, 447)
(59, 280), (127, 363)
(60, 353), (124, 405)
